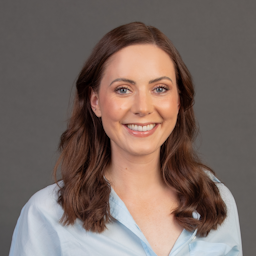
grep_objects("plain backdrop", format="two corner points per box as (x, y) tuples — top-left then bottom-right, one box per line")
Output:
(1, 1), (255, 255)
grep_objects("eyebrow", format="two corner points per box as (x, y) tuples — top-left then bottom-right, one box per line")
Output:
(109, 76), (173, 86)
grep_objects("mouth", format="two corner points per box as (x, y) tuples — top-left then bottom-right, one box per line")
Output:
(123, 123), (160, 137)
(125, 123), (156, 132)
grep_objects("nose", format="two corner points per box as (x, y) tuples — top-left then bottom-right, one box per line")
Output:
(132, 90), (153, 116)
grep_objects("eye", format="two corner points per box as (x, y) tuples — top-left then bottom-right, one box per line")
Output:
(153, 85), (169, 94)
(115, 86), (131, 94)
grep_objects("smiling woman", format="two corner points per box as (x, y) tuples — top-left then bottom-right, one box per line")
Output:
(9, 22), (242, 256)
(91, 44), (180, 153)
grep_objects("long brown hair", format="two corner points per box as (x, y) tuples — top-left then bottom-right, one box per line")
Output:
(54, 21), (227, 236)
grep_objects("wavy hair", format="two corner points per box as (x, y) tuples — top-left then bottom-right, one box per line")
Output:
(54, 21), (227, 236)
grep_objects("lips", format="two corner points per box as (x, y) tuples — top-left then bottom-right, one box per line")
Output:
(123, 123), (159, 137)
(126, 123), (156, 132)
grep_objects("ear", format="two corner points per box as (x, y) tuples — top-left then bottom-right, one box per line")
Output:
(90, 89), (102, 117)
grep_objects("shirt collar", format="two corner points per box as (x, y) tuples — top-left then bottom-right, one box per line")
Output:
(109, 186), (152, 247)
(109, 186), (200, 248)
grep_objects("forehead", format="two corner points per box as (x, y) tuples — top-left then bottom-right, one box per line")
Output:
(102, 44), (176, 82)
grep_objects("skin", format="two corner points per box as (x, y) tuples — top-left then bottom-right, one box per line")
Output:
(90, 44), (182, 256)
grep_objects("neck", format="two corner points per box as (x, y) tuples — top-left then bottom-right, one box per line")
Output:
(105, 142), (166, 199)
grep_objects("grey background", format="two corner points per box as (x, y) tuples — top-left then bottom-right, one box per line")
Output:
(1, 1), (255, 255)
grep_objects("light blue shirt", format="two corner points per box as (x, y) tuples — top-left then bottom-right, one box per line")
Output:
(9, 173), (242, 256)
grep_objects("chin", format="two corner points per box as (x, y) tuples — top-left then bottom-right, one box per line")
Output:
(127, 147), (159, 156)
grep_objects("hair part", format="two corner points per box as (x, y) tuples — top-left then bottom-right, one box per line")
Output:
(54, 21), (227, 236)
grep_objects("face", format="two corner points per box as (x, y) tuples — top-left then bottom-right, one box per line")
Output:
(90, 44), (180, 156)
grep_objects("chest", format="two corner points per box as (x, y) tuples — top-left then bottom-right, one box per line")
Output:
(124, 198), (183, 256)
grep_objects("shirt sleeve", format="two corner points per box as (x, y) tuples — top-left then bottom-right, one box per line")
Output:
(9, 189), (63, 256)
(217, 183), (243, 256)
(199, 181), (243, 256)
(201, 171), (243, 255)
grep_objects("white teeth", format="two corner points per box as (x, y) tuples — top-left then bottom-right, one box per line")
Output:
(127, 124), (156, 131)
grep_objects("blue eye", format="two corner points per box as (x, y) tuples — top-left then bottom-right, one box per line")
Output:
(154, 86), (168, 93)
(115, 87), (130, 94)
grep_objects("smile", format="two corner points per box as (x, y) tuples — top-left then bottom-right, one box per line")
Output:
(126, 124), (156, 131)
(123, 123), (159, 138)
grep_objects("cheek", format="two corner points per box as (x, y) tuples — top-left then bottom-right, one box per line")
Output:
(99, 95), (131, 136)
(157, 96), (179, 119)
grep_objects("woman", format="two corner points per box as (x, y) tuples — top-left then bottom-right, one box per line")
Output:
(9, 22), (242, 256)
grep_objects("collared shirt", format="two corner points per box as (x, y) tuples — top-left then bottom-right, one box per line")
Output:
(9, 173), (242, 256)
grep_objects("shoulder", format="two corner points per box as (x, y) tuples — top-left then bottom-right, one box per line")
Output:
(27, 182), (60, 205)
(203, 170), (237, 211)
(9, 182), (65, 256)
(23, 182), (64, 221)
(202, 170), (243, 254)
(203, 169), (241, 236)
